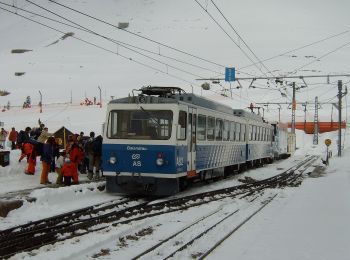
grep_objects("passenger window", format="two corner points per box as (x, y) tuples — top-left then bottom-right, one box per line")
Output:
(197, 114), (206, 141)
(236, 123), (241, 141)
(207, 117), (215, 141)
(215, 118), (223, 141)
(230, 122), (235, 141)
(241, 124), (245, 141)
(178, 111), (187, 140)
(223, 120), (229, 141)
(108, 111), (118, 138)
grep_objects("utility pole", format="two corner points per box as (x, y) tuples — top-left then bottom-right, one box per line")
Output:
(313, 97), (319, 145)
(277, 104), (281, 122)
(338, 80), (342, 157)
(38, 90), (42, 113)
(291, 82), (296, 134)
(98, 86), (102, 108)
(302, 102), (307, 132)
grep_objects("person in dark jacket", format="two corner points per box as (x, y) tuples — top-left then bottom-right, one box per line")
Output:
(92, 135), (103, 180)
(18, 127), (32, 162)
(85, 131), (95, 180)
(40, 137), (56, 184)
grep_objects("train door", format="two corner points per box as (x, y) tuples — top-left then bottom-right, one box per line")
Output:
(187, 108), (197, 175)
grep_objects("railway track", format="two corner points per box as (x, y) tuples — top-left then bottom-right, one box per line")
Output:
(0, 155), (318, 259)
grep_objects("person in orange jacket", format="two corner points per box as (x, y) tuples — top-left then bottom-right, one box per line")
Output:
(23, 142), (36, 175)
(69, 142), (84, 168)
(8, 127), (18, 150)
(61, 157), (79, 185)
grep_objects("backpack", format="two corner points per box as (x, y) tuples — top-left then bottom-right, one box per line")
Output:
(17, 130), (26, 145)
(84, 138), (94, 154)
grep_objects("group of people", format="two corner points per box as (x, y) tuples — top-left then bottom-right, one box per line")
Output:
(2, 121), (103, 186)
(0, 127), (18, 149)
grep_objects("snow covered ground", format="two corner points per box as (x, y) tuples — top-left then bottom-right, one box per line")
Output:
(0, 108), (349, 259)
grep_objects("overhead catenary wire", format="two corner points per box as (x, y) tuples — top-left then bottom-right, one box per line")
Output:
(25, 0), (280, 103)
(0, 6), (199, 87)
(19, 0), (208, 80)
(193, 0), (270, 78)
(45, 0), (261, 79)
(209, 0), (275, 77)
(7, 0), (223, 77)
(239, 28), (350, 71)
(46, 0), (227, 69)
(0, 5), (256, 105)
(290, 40), (350, 75)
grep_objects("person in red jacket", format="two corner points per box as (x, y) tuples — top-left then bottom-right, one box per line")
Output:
(61, 158), (79, 185)
(8, 127), (18, 150)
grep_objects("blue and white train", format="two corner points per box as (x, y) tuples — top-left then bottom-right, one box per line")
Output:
(102, 86), (281, 196)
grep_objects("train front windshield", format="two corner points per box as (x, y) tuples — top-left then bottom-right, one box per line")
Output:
(107, 110), (173, 140)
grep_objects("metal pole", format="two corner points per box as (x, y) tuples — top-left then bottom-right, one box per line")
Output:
(291, 82), (296, 134)
(278, 106), (281, 122)
(303, 102), (307, 132)
(98, 86), (102, 108)
(313, 97), (319, 145)
(39, 90), (42, 113)
(338, 80), (342, 157)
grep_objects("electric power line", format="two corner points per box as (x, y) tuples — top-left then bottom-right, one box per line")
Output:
(239, 28), (350, 71)
(1, 5), (257, 106)
(209, 0), (275, 77)
(9, 0), (223, 76)
(47, 0), (228, 69)
(193, 0), (270, 78)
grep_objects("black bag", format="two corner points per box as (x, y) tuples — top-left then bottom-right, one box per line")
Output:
(17, 130), (26, 146)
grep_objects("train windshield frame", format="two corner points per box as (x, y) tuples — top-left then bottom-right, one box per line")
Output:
(107, 109), (173, 140)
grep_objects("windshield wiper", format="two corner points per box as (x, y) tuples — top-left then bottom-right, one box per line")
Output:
(139, 106), (162, 127)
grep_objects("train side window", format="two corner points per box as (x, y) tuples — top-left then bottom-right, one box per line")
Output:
(223, 120), (229, 141)
(257, 127), (261, 141)
(107, 110), (118, 138)
(197, 114), (206, 141)
(241, 124), (246, 141)
(262, 128), (265, 141)
(230, 122), (235, 141)
(236, 123), (240, 141)
(215, 118), (223, 141)
(207, 117), (215, 141)
(252, 125), (256, 141)
(177, 111), (187, 140)
(248, 125), (252, 141)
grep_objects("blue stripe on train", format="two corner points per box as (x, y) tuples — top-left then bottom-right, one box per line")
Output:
(102, 144), (187, 174)
(102, 142), (272, 175)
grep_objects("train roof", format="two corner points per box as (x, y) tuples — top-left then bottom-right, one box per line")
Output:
(109, 86), (265, 121)
(233, 109), (264, 122)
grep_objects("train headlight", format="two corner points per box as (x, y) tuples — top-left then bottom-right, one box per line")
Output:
(156, 153), (164, 166)
(109, 156), (117, 164)
(156, 158), (164, 166)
